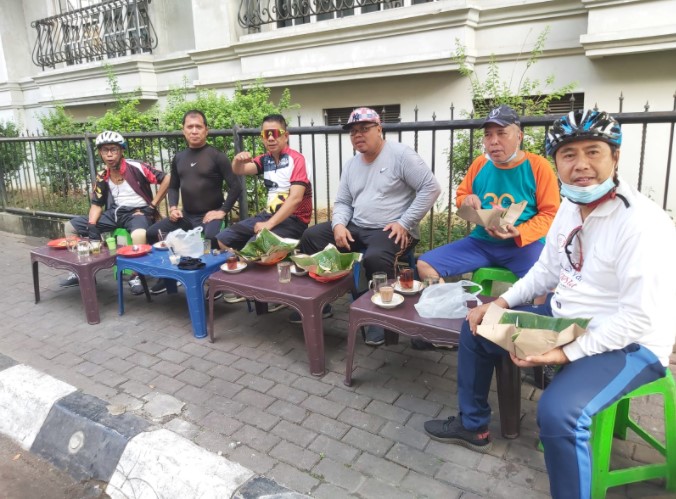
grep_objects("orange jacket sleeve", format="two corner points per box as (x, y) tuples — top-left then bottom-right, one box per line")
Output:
(456, 155), (489, 208)
(514, 153), (560, 247)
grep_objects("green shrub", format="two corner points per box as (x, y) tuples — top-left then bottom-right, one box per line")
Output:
(449, 27), (575, 182)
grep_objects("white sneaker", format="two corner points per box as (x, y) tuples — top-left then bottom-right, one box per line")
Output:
(128, 276), (144, 295)
(223, 293), (246, 304)
(267, 303), (287, 313)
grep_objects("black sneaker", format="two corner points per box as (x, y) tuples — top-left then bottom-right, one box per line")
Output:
(424, 415), (492, 453)
(410, 338), (458, 351)
(150, 278), (167, 295)
(289, 304), (332, 324)
(59, 272), (79, 288)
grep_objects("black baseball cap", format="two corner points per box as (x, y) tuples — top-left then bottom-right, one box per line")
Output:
(482, 105), (520, 127)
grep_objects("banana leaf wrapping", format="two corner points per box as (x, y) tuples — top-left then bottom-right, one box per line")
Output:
(477, 303), (591, 359)
(500, 312), (591, 341)
(290, 244), (362, 276)
(235, 228), (299, 263)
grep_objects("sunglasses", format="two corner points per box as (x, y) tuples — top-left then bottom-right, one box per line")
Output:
(564, 225), (583, 272)
(260, 129), (287, 140)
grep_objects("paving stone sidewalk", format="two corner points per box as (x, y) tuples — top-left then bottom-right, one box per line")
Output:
(1, 231), (674, 499)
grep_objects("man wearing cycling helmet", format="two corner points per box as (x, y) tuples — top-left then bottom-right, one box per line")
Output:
(61, 130), (170, 293)
(425, 110), (676, 499)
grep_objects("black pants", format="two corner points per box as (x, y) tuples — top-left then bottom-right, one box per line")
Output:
(215, 212), (307, 251)
(69, 208), (153, 240)
(299, 221), (416, 280)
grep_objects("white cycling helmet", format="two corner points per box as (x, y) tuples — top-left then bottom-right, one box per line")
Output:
(95, 130), (126, 149)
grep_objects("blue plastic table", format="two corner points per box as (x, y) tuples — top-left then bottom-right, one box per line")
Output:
(116, 249), (228, 338)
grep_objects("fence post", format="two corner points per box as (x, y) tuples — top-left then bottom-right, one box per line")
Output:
(84, 134), (97, 185)
(233, 124), (248, 220)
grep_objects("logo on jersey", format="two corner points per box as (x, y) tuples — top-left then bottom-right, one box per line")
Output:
(267, 191), (289, 214)
(483, 192), (516, 208)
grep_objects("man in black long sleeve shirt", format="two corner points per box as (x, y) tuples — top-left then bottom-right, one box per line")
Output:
(146, 110), (242, 293)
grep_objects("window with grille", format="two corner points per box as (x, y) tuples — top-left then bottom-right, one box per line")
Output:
(476, 93), (584, 116)
(324, 105), (401, 126)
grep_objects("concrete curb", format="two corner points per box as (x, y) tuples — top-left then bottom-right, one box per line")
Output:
(0, 353), (309, 499)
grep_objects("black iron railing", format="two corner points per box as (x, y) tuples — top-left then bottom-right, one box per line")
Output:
(1, 107), (675, 253)
(238, 0), (418, 29)
(31, 0), (157, 69)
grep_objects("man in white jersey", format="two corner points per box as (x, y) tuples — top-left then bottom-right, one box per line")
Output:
(61, 130), (170, 294)
(294, 107), (441, 345)
(424, 109), (676, 499)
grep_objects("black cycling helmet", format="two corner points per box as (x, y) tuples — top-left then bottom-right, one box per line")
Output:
(546, 109), (622, 157)
(95, 130), (126, 150)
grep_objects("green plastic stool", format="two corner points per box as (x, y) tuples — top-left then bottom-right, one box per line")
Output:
(538, 370), (676, 498)
(112, 228), (133, 279)
(471, 266), (518, 296)
(590, 369), (675, 498)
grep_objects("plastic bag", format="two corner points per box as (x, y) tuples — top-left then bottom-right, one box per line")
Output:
(165, 226), (204, 258)
(414, 280), (482, 319)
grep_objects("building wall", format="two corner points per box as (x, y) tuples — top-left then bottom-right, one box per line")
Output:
(0, 0), (674, 206)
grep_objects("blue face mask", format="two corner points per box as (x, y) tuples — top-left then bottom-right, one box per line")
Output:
(560, 175), (616, 204)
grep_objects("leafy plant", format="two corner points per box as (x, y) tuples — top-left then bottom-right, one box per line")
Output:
(35, 106), (91, 202)
(447, 27), (575, 208)
(94, 66), (159, 159)
(158, 78), (298, 214)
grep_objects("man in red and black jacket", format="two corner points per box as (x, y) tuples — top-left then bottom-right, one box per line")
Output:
(61, 130), (170, 291)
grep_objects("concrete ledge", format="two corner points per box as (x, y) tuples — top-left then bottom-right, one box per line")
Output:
(0, 211), (66, 239)
(31, 391), (150, 483)
(0, 364), (76, 449)
(0, 356), (309, 499)
(107, 429), (254, 498)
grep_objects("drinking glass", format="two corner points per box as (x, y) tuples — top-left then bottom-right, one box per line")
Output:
(106, 237), (117, 255)
(398, 268), (414, 290)
(226, 256), (239, 270)
(379, 285), (394, 303)
(368, 272), (388, 294)
(423, 276), (440, 288)
(90, 240), (101, 255)
(77, 240), (91, 259)
(277, 261), (291, 283)
(66, 235), (78, 253)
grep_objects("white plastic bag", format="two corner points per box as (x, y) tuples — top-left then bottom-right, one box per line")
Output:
(414, 280), (483, 319)
(164, 226), (204, 258)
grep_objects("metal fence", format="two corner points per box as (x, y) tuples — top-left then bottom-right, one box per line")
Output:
(1, 105), (675, 253)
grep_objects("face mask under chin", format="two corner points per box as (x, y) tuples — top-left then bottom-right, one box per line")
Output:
(560, 175), (616, 204)
(485, 148), (519, 164)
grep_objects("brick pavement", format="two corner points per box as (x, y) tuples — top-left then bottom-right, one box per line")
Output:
(2, 230), (675, 498)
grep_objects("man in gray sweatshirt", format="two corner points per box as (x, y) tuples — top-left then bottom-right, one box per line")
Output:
(292, 107), (441, 345)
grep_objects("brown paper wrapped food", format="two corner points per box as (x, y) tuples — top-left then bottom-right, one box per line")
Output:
(477, 303), (591, 359)
(457, 200), (527, 229)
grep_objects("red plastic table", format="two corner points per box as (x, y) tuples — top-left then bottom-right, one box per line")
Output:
(345, 290), (522, 439)
(31, 245), (117, 325)
(207, 265), (355, 376)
